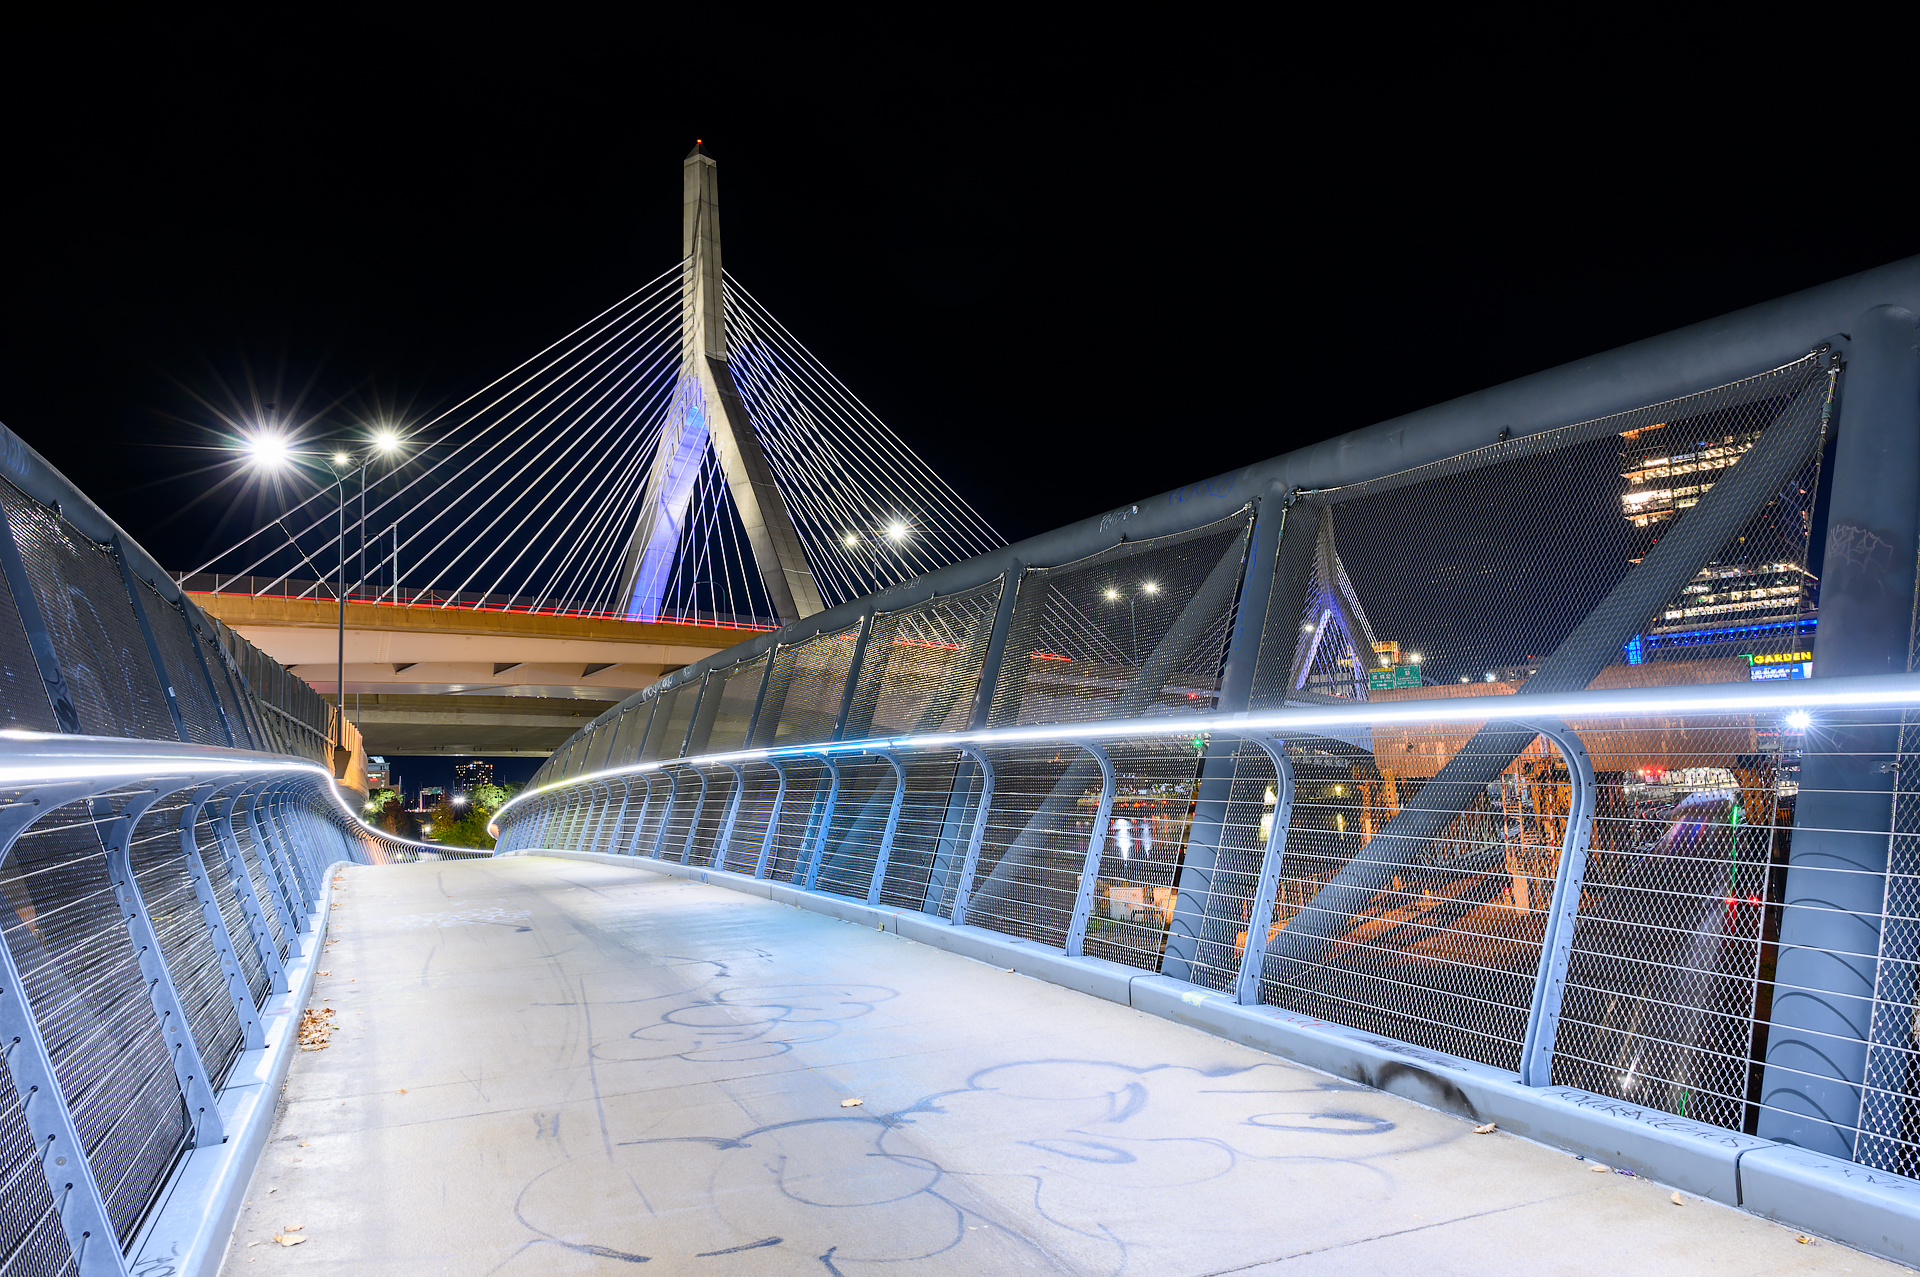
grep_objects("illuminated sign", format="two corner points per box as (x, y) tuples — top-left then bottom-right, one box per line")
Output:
(1751, 651), (1813, 666)
(1368, 666), (1422, 690)
(1750, 661), (1812, 681)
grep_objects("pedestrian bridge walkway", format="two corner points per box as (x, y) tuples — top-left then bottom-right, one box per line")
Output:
(227, 856), (1879, 1276)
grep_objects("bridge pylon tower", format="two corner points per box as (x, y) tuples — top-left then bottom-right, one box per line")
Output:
(617, 143), (827, 624)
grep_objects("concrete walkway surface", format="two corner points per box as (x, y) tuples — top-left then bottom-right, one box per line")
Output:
(221, 856), (1908, 1275)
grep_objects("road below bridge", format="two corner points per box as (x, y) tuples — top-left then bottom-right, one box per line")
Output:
(226, 857), (1894, 1275)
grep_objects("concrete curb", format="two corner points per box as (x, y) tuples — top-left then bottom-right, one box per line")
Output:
(128, 860), (346, 1277)
(510, 848), (1920, 1266)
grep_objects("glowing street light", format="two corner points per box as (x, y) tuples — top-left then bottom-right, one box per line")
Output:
(331, 451), (352, 467)
(885, 521), (908, 543)
(244, 433), (291, 468)
(1786, 710), (1812, 731)
(1105, 588), (1121, 601)
(843, 533), (860, 549)
(372, 429), (401, 453)
(1141, 581), (1160, 595)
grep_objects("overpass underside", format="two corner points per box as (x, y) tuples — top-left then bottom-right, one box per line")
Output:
(230, 855), (1872, 1276)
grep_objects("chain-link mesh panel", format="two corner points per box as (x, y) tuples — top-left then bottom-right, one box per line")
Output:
(813, 756), (899, 899)
(631, 777), (673, 857)
(721, 762), (783, 874)
(128, 799), (245, 1088)
(1083, 740), (1201, 972)
(642, 684), (697, 761)
(1553, 713), (1791, 1134)
(844, 583), (1002, 739)
(0, 479), (173, 739)
(195, 804), (268, 1005)
(197, 627), (254, 747)
(652, 767), (706, 862)
(1252, 357), (1830, 709)
(876, 754), (965, 911)
(583, 722), (613, 775)
(0, 538), (59, 732)
(962, 744), (1103, 948)
(1254, 722), (1572, 1072)
(605, 704), (647, 769)
(1177, 740), (1287, 993)
(687, 656), (766, 755)
(0, 797), (189, 1244)
(139, 583), (226, 745)
(0, 1077), (75, 1277)
(762, 759), (834, 883)
(988, 513), (1252, 728)
(1860, 608), (1920, 1172)
(753, 625), (861, 747)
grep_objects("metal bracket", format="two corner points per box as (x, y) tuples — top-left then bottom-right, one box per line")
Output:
(1517, 718), (1598, 1087)
(754, 759), (788, 878)
(176, 785), (264, 1049)
(1234, 734), (1295, 1005)
(649, 769), (681, 859)
(713, 763), (747, 869)
(801, 756), (843, 892)
(215, 790), (290, 994)
(865, 752), (909, 906)
(679, 767), (712, 865)
(947, 747), (996, 927)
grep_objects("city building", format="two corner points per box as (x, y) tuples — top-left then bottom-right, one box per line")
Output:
(366, 756), (389, 790)
(416, 785), (445, 811)
(453, 759), (494, 792)
(1617, 416), (1820, 668)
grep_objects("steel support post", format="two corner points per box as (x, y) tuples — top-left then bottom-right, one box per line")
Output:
(585, 782), (613, 854)
(1233, 735), (1294, 1005)
(754, 760), (788, 878)
(679, 768), (712, 865)
(831, 613), (875, 741)
(99, 790), (226, 1147)
(1762, 308), (1920, 1156)
(741, 652), (778, 748)
(113, 540), (191, 743)
(0, 804), (128, 1277)
(176, 786), (265, 1049)
(865, 752), (908, 906)
(1516, 720), (1598, 1087)
(215, 792), (289, 994)
(607, 780), (634, 857)
(801, 756), (843, 892)
(649, 770), (681, 858)
(944, 748), (998, 925)
(925, 569), (1020, 910)
(251, 792), (310, 927)
(1065, 744), (1118, 958)
(1166, 484), (1287, 981)
(627, 776), (658, 855)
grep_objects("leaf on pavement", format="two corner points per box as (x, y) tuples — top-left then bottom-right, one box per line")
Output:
(840, 1098), (863, 1108)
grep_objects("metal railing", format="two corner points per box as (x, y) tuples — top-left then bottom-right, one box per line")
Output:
(0, 735), (462, 1277)
(494, 674), (1920, 1182)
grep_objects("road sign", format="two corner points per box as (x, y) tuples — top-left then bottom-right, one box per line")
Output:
(1368, 666), (1422, 690)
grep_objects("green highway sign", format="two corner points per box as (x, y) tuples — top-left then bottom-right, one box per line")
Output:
(1368, 666), (1422, 690)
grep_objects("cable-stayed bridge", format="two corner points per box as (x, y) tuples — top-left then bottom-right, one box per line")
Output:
(183, 144), (1000, 755)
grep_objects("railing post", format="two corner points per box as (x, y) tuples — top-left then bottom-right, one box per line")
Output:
(1234, 735), (1295, 1005)
(679, 768), (711, 864)
(605, 780), (634, 856)
(801, 755), (843, 892)
(713, 764), (747, 868)
(742, 652), (778, 748)
(177, 785), (265, 1049)
(947, 747), (996, 926)
(250, 790), (311, 928)
(0, 806), (129, 1277)
(754, 759), (788, 878)
(583, 782), (611, 854)
(626, 775), (658, 855)
(1518, 719), (1598, 1087)
(865, 752), (908, 906)
(1065, 744), (1118, 957)
(216, 790), (290, 994)
(648, 769), (681, 858)
(99, 790), (226, 1148)
(924, 570), (1020, 911)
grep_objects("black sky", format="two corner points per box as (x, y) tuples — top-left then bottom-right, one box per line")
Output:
(3, 23), (1916, 576)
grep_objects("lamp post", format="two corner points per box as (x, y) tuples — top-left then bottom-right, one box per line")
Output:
(242, 425), (401, 778)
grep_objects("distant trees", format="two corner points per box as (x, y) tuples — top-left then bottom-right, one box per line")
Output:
(426, 782), (522, 851)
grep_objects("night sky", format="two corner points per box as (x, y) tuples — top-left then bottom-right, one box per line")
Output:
(3, 26), (1915, 787)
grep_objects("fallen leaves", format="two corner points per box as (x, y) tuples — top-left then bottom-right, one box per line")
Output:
(397, 1088), (408, 1094)
(273, 1234), (306, 1248)
(1473, 1122), (1496, 1134)
(1797, 1236), (1816, 1245)
(1670, 1192), (1685, 1206)
(297, 1007), (337, 1052)
(840, 1098), (863, 1108)
(1589, 1164), (1610, 1173)
(317, 970), (331, 977)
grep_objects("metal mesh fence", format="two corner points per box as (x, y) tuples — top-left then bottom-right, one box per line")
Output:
(0, 797), (189, 1244)
(1253, 722), (1573, 1072)
(139, 581), (227, 746)
(1253, 356), (1830, 710)
(989, 513), (1252, 728)
(0, 479), (174, 740)
(812, 756), (898, 899)
(720, 762), (783, 875)
(685, 766), (736, 866)
(128, 799), (245, 1090)
(194, 805), (269, 1005)
(844, 582), (1002, 739)
(763, 758), (834, 883)
(754, 625), (860, 747)
(961, 744), (1099, 948)
(876, 754), (965, 911)
(1083, 740), (1201, 972)
(690, 655), (767, 754)
(1174, 739), (1285, 994)
(0, 543), (60, 733)
(0, 1082), (75, 1277)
